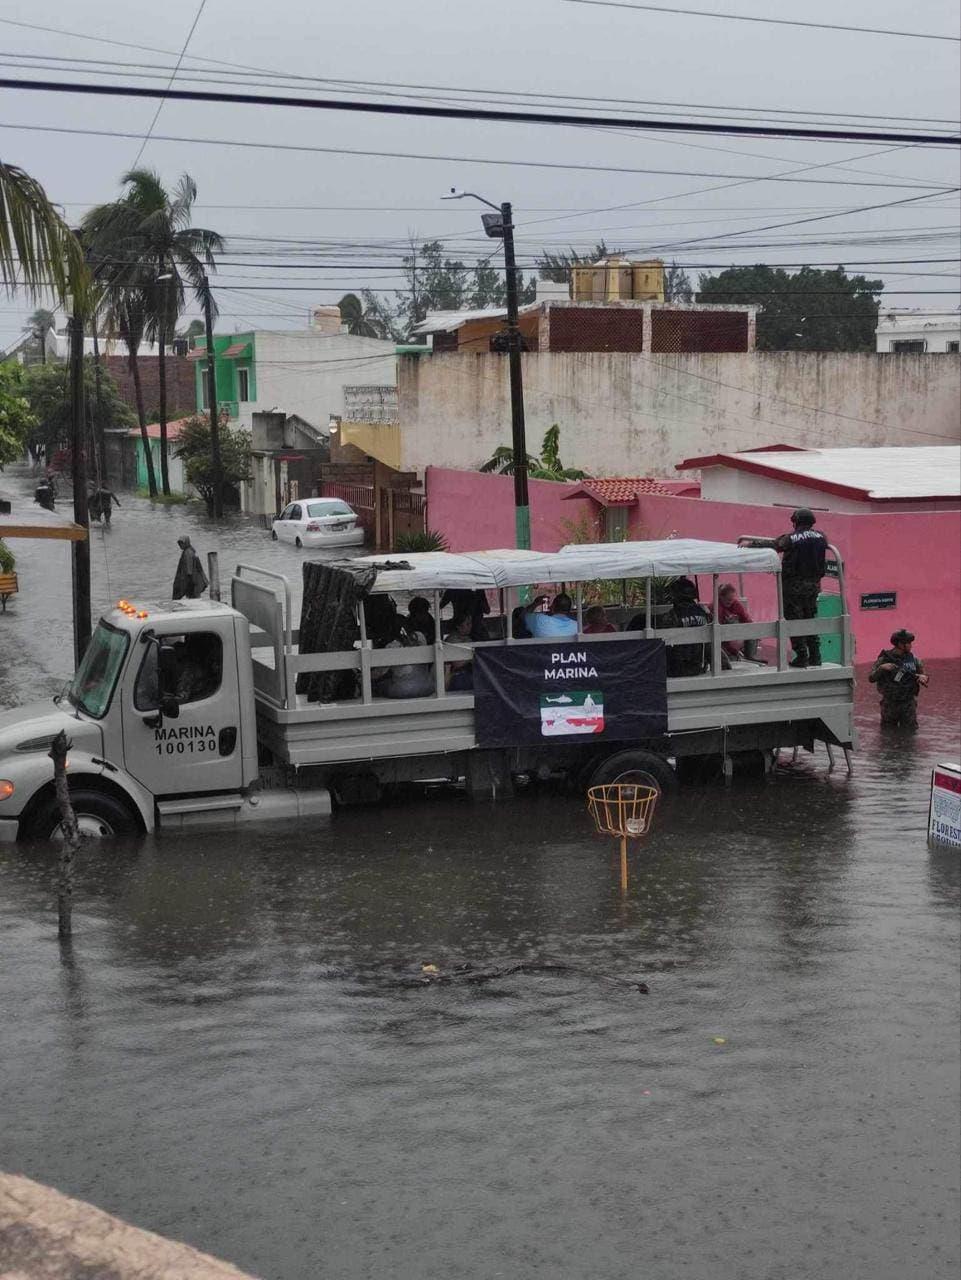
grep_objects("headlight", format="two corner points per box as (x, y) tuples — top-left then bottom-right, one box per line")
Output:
(0, 780), (14, 801)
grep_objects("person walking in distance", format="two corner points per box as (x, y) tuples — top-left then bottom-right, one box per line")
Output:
(751, 509), (828, 668)
(869, 629), (929, 729)
(172, 536), (209, 600)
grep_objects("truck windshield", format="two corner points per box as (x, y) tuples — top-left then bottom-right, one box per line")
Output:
(66, 622), (129, 718)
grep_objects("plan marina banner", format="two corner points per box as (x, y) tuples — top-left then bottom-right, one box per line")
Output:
(473, 639), (667, 748)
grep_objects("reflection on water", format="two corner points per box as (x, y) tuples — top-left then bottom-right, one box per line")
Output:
(0, 464), (959, 1279)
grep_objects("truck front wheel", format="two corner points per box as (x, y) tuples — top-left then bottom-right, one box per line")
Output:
(25, 789), (140, 843)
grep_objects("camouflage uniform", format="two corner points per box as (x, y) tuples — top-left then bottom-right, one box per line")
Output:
(869, 648), (924, 728)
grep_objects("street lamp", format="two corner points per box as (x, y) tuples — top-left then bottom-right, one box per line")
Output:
(441, 188), (530, 550)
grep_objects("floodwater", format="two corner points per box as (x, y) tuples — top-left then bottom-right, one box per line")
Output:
(1, 466), (959, 1279)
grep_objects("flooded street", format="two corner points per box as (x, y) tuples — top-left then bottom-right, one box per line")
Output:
(1, 466), (959, 1279)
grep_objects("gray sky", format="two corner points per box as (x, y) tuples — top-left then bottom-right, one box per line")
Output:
(1, 0), (958, 340)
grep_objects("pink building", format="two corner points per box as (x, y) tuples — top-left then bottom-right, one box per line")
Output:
(424, 448), (961, 660)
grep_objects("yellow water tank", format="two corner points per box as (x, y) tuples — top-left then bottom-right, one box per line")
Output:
(571, 257), (664, 302)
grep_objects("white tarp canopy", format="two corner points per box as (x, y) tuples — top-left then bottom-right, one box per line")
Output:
(354, 539), (779, 594)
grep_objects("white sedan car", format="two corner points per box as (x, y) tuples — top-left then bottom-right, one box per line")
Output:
(271, 498), (366, 548)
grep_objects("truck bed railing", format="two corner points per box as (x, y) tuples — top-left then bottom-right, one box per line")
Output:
(231, 559), (852, 711)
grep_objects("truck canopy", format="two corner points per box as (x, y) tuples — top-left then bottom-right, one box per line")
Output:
(350, 539), (780, 595)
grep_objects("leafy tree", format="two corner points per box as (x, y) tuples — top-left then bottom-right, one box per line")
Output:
(173, 414), (251, 515)
(663, 261), (693, 303)
(21, 358), (135, 457)
(392, 240), (536, 337)
(697, 264), (883, 351)
(179, 317), (205, 342)
(83, 169), (223, 497)
(338, 292), (390, 338)
(480, 424), (589, 481)
(22, 306), (57, 364)
(0, 362), (37, 466)
(536, 241), (618, 284)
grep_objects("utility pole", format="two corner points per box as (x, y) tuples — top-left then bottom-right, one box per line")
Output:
(68, 296), (91, 664)
(498, 201), (530, 550)
(201, 273), (224, 518)
(441, 189), (530, 549)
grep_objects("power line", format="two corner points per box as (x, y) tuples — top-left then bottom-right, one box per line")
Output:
(0, 76), (957, 145)
(129, 0), (208, 168)
(2, 120), (956, 190)
(1, 22), (957, 128)
(561, 0), (961, 42)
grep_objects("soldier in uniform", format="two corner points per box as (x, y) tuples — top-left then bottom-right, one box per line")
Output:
(869, 629), (928, 728)
(751, 509), (828, 668)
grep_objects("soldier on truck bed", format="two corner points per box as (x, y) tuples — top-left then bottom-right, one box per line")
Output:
(749, 509), (828, 668)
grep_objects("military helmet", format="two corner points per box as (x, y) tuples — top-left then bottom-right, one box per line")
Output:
(890, 628), (915, 646)
(791, 507), (816, 527)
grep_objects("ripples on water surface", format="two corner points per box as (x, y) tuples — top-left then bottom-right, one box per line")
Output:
(0, 469), (958, 1278)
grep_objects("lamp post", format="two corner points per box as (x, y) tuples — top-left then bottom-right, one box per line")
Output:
(65, 283), (90, 664)
(200, 272), (224, 518)
(442, 189), (530, 549)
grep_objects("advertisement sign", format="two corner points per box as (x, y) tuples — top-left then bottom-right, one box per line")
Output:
(473, 639), (667, 748)
(928, 763), (961, 849)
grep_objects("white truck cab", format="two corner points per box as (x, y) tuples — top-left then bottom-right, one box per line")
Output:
(0, 597), (315, 843)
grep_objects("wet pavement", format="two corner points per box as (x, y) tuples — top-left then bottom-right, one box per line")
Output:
(0, 465), (959, 1279)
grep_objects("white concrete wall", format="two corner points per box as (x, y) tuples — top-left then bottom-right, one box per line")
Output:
(696, 467), (960, 514)
(398, 351), (961, 477)
(237, 332), (396, 432)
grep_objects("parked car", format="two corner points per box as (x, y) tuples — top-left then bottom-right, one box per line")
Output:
(271, 499), (366, 548)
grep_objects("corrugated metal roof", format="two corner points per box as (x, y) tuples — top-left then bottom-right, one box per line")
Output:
(676, 446), (961, 502)
(412, 304), (538, 336)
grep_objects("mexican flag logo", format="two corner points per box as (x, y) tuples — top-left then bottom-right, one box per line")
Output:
(539, 691), (605, 737)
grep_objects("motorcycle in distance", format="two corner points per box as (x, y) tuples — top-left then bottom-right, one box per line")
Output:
(34, 478), (56, 512)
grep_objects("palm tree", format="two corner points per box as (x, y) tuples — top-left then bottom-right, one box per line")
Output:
(480, 424), (589, 481)
(83, 170), (223, 495)
(338, 292), (389, 339)
(0, 160), (83, 299)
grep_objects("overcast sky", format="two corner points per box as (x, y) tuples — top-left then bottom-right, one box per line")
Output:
(1, 0), (958, 340)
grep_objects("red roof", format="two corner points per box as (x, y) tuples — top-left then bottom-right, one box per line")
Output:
(564, 477), (689, 505)
(221, 342), (250, 358)
(186, 347), (206, 360)
(128, 418), (191, 440)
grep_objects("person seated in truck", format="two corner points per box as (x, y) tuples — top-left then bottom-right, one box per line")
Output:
(525, 592), (578, 638)
(174, 633), (222, 703)
(656, 578), (710, 678)
(583, 605), (617, 634)
(372, 618), (434, 699)
(406, 596), (436, 645)
(440, 588), (490, 641)
(715, 583), (751, 659)
(511, 606), (532, 639)
(443, 612), (475, 691)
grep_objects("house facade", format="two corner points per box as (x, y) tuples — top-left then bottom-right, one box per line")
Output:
(876, 310), (961, 354)
(189, 319), (397, 437)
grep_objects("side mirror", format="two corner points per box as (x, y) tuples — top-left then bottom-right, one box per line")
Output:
(161, 694), (180, 720)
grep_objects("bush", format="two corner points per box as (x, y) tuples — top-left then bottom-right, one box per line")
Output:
(393, 529), (449, 553)
(0, 540), (15, 573)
